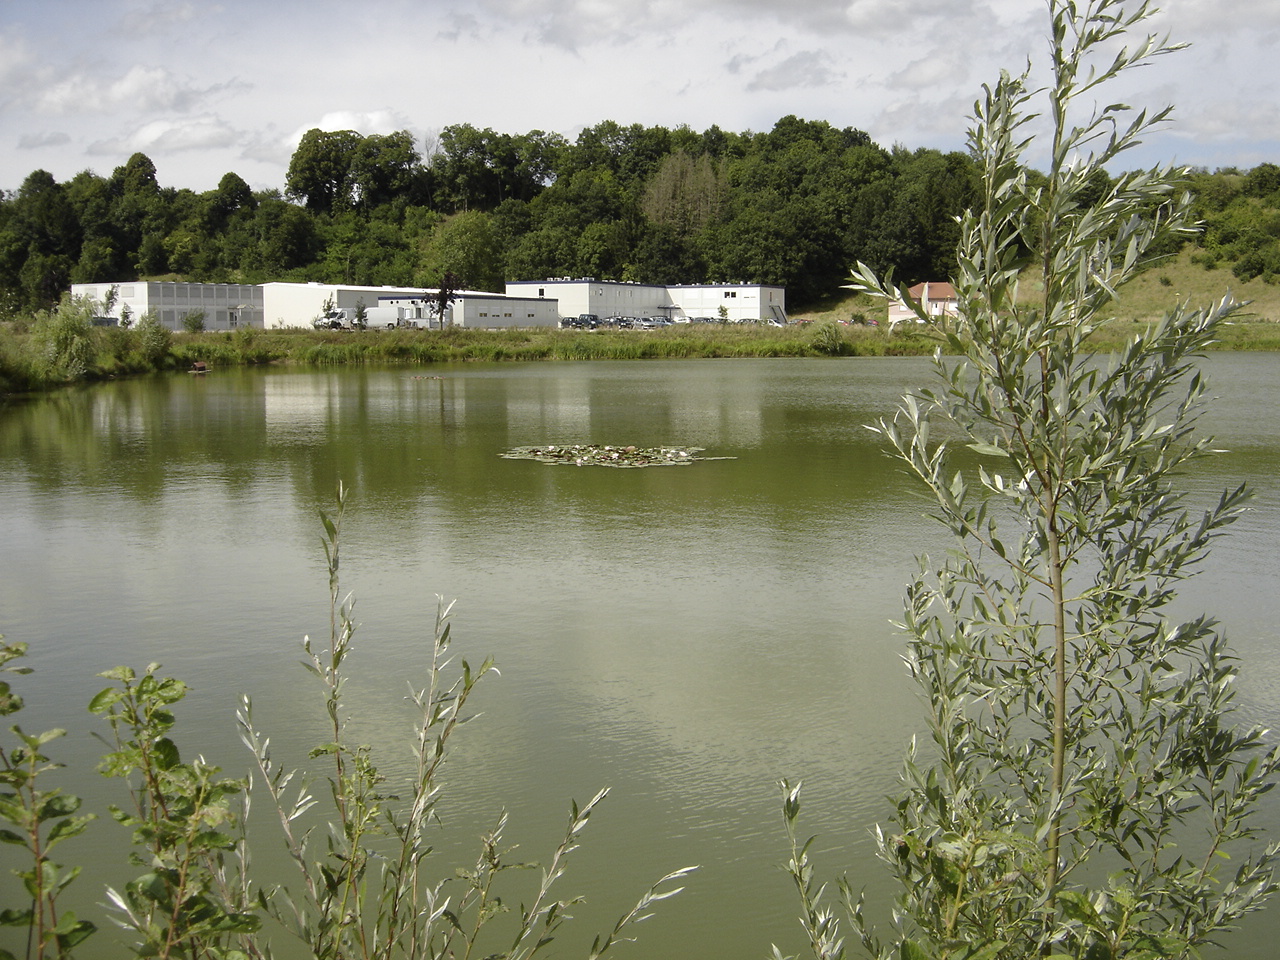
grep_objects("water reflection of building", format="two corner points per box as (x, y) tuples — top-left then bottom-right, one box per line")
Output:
(263, 374), (341, 446)
(505, 378), (593, 441)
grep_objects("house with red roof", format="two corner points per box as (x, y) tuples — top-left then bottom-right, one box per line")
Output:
(887, 281), (959, 327)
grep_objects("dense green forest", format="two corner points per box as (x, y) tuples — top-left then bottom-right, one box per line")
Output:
(1, 116), (1278, 316)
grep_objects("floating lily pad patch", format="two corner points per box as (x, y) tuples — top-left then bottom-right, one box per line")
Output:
(500, 444), (733, 467)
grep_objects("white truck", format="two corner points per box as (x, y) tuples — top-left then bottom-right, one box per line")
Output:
(313, 306), (424, 330)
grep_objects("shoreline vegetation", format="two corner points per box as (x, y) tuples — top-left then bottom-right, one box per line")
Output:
(3, 281), (1280, 398)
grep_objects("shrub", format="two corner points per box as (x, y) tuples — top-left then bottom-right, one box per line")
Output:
(809, 321), (848, 356)
(30, 294), (95, 381)
(135, 311), (172, 367)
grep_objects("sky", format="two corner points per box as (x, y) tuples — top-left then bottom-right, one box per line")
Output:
(1, 0), (1277, 195)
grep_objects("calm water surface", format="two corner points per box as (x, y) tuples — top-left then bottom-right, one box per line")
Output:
(2, 355), (1278, 959)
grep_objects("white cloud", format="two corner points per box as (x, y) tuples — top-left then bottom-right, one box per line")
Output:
(119, 0), (203, 33)
(887, 48), (976, 92)
(1154, 0), (1280, 38)
(17, 131), (72, 150)
(0, 0), (1274, 193)
(747, 52), (843, 92)
(34, 65), (246, 116)
(478, 0), (692, 37)
(473, 0), (962, 36)
(1176, 97), (1280, 143)
(0, 32), (42, 111)
(436, 11), (487, 42)
(88, 115), (240, 155)
(239, 128), (295, 169)
(0, 31), (33, 76)
(838, 0), (962, 33)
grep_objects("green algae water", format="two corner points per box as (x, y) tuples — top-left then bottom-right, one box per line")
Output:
(2, 355), (1278, 959)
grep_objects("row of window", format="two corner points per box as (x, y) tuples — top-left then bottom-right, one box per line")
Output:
(158, 286), (259, 301)
(123, 284), (259, 301)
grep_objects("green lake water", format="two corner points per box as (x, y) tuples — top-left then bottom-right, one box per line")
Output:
(2, 355), (1278, 959)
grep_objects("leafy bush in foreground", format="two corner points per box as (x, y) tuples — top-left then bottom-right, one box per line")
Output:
(781, 2), (1279, 959)
(1, 485), (691, 960)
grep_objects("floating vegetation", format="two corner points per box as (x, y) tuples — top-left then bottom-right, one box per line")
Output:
(500, 444), (733, 467)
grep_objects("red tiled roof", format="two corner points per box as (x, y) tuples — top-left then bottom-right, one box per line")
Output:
(907, 281), (957, 300)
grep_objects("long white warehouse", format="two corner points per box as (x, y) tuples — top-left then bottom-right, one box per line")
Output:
(504, 279), (787, 323)
(71, 279), (786, 329)
(71, 281), (562, 330)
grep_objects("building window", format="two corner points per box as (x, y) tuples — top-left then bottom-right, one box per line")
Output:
(724, 291), (737, 298)
(538, 288), (545, 298)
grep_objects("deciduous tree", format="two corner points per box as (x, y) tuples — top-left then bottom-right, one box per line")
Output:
(783, 3), (1280, 959)
(286, 128), (362, 213)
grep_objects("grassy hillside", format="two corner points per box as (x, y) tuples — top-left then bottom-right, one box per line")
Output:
(792, 247), (1280, 338)
(1041, 248), (1280, 323)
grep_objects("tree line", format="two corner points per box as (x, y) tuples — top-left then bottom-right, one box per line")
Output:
(0, 115), (1277, 317)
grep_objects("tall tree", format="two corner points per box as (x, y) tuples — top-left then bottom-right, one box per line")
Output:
(431, 124), (553, 212)
(348, 131), (420, 211)
(416, 210), (503, 292)
(1, 171), (82, 307)
(204, 171), (256, 232)
(286, 128), (362, 213)
(107, 153), (169, 277)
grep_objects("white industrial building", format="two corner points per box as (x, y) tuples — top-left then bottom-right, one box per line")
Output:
(71, 281), (264, 331)
(262, 281), (558, 330)
(71, 281), (562, 330)
(504, 279), (787, 323)
(71, 278), (785, 330)
(376, 293), (560, 329)
(263, 283), (558, 329)
(260, 282), (427, 329)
